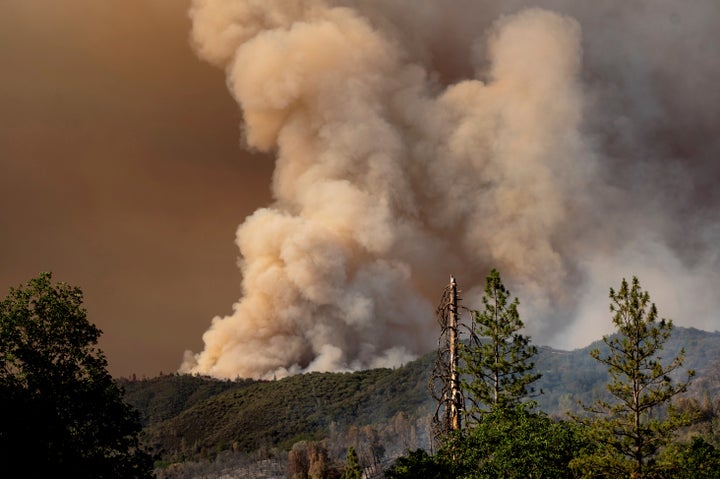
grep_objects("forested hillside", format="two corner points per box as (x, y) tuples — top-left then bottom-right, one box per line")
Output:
(534, 327), (720, 415)
(121, 326), (720, 471)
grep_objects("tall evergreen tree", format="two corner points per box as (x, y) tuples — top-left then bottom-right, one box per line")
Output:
(460, 269), (540, 419)
(572, 276), (695, 479)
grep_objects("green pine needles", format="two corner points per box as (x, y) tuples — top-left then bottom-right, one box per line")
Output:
(460, 269), (541, 420)
(571, 276), (695, 478)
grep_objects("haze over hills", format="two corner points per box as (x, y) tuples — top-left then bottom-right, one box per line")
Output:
(123, 326), (720, 470)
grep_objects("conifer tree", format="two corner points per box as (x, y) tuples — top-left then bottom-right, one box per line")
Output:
(572, 276), (695, 478)
(340, 446), (362, 479)
(460, 269), (540, 420)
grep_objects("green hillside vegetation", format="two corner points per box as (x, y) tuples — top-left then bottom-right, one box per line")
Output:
(123, 353), (435, 464)
(535, 327), (720, 416)
(122, 326), (720, 468)
(119, 374), (244, 426)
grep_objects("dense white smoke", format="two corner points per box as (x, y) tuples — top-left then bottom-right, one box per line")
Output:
(181, 0), (720, 379)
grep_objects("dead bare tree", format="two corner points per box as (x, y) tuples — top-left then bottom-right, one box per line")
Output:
(429, 275), (467, 447)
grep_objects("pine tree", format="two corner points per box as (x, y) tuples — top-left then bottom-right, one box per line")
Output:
(572, 276), (695, 478)
(340, 446), (362, 479)
(460, 269), (540, 420)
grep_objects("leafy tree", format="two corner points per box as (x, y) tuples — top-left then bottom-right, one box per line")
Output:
(660, 436), (720, 479)
(440, 406), (586, 479)
(460, 269), (540, 419)
(384, 448), (450, 479)
(0, 273), (154, 478)
(340, 446), (362, 479)
(572, 276), (694, 478)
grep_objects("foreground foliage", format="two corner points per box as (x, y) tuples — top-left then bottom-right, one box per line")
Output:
(0, 273), (154, 478)
(386, 407), (586, 478)
(660, 437), (720, 479)
(442, 406), (586, 479)
(383, 448), (449, 479)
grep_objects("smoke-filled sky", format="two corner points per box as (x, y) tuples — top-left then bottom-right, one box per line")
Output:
(2, 0), (719, 379)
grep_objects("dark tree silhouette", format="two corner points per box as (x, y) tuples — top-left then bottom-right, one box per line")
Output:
(0, 272), (154, 478)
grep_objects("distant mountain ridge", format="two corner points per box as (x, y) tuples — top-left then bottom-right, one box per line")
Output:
(121, 326), (720, 465)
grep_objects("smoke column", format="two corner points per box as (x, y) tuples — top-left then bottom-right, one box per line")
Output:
(181, 0), (720, 379)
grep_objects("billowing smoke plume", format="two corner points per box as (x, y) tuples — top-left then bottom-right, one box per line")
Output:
(181, 0), (720, 379)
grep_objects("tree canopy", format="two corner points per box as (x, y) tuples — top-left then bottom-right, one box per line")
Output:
(572, 276), (695, 478)
(0, 272), (154, 478)
(441, 406), (586, 479)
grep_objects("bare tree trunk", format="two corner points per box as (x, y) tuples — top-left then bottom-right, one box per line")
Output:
(448, 276), (462, 432)
(430, 276), (465, 444)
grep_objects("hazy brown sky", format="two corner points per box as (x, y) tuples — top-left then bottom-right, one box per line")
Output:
(0, 0), (274, 377)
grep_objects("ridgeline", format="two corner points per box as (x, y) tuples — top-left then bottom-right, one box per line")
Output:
(121, 327), (720, 467)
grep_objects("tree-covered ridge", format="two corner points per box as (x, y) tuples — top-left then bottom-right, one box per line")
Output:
(125, 354), (436, 463)
(119, 373), (247, 426)
(534, 326), (719, 417)
(122, 326), (720, 467)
